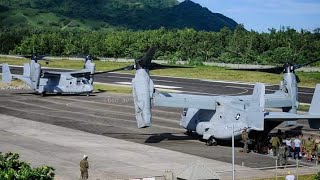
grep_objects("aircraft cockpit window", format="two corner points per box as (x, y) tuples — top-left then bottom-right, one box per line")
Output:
(82, 80), (89, 84)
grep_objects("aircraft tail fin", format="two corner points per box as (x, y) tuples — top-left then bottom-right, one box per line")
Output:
(309, 84), (320, 115)
(23, 63), (31, 77)
(85, 62), (95, 84)
(249, 83), (265, 111)
(2, 63), (12, 83)
(308, 84), (320, 129)
(247, 83), (265, 131)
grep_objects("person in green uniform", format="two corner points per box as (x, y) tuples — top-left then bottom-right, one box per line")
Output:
(305, 137), (313, 162)
(271, 135), (281, 156)
(80, 155), (89, 180)
(278, 141), (288, 166)
(241, 128), (249, 153)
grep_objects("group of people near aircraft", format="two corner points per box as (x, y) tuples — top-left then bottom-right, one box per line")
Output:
(241, 130), (320, 166)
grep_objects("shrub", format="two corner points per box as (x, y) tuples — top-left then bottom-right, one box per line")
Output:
(0, 152), (55, 180)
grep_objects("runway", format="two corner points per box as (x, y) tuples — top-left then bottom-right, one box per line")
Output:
(0, 89), (316, 170)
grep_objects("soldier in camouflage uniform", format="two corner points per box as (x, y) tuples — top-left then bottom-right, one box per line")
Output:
(241, 128), (249, 153)
(80, 155), (89, 180)
(278, 141), (288, 166)
(271, 135), (281, 156)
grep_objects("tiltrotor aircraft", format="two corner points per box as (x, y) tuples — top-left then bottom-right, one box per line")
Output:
(118, 47), (320, 146)
(1, 55), (119, 96)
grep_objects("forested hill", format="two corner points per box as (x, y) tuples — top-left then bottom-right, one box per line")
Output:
(0, 0), (237, 31)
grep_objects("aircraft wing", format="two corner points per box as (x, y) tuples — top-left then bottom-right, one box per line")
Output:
(68, 70), (92, 77)
(43, 70), (69, 75)
(42, 71), (62, 77)
(264, 112), (320, 121)
(153, 91), (218, 110)
(42, 70), (92, 77)
(237, 92), (292, 108)
(153, 90), (292, 110)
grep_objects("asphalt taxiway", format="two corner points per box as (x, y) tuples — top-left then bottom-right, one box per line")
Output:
(0, 89), (319, 179)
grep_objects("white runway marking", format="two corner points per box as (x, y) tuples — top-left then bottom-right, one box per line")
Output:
(106, 75), (131, 79)
(201, 79), (271, 86)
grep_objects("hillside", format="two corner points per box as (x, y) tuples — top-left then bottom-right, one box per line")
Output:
(0, 0), (238, 31)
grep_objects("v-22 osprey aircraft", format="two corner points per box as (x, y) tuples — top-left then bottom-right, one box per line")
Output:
(1, 55), (119, 96)
(121, 47), (320, 146)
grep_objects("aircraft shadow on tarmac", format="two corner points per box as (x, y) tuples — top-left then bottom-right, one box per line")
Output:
(12, 88), (107, 96)
(144, 133), (198, 143)
(145, 133), (247, 147)
(101, 132), (197, 143)
(13, 91), (99, 97)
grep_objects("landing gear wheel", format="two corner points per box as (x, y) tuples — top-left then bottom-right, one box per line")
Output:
(41, 92), (46, 97)
(86, 93), (90, 96)
(206, 137), (217, 146)
(184, 130), (193, 136)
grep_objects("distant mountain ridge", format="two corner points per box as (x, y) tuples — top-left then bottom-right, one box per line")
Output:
(0, 0), (238, 31)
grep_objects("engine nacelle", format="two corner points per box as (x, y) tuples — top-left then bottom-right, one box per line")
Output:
(132, 69), (154, 128)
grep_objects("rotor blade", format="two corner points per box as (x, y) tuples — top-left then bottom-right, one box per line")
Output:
(91, 65), (135, 75)
(21, 55), (46, 61)
(294, 58), (320, 69)
(228, 66), (284, 74)
(149, 63), (193, 70)
(137, 47), (156, 69)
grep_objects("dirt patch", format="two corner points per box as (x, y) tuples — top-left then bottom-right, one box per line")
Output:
(0, 81), (30, 90)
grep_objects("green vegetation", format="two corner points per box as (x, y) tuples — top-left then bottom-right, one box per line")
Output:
(298, 104), (311, 112)
(94, 83), (132, 94)
(0, 0), (237, 31)
(0, 152), (55, 180)
(1, 26), (319, 68)
(315, 172), (320, 180)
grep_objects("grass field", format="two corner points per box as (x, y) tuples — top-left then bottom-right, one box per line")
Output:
(1, 57), (319, 87)
(94, 83), (132, 94)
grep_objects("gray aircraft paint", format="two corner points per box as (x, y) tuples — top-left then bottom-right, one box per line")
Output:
(129, 48), (320, 144)
(2, 57), (97, 95)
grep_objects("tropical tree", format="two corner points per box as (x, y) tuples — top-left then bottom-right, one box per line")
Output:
(0, 152), (55, 180)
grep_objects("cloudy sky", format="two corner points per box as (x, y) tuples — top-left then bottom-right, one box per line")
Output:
(178, 0), (320, 32)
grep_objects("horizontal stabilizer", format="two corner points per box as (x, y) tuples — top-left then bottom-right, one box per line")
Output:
(265, 112), (320, 121)
(2, 63), (12, 83)
(264, 84), (320, 130)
